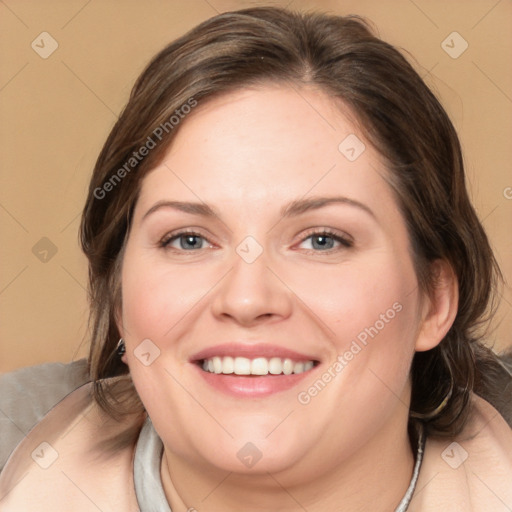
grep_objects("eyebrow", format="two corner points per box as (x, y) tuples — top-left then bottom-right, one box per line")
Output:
(280, 196), (375, 220)
(142, 196), (376, 222)
(142, 201), (217, 221)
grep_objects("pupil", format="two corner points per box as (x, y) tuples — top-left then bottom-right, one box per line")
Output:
(313, 235), (333, 250)
(182, 235), (200, 249)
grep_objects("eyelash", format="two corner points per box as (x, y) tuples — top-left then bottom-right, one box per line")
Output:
(300, 228), (353, 253)
(159, 228), (353, 254)
(159, 230), (212, 251)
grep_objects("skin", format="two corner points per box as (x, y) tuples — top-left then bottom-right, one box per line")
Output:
(118, 84), (458, 511)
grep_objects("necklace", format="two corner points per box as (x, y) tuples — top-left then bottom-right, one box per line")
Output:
(395, 421), (425, 511)
(134, 417), (425, 511)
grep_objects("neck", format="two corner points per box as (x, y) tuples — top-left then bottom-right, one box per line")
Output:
(160, 407), (415, 512)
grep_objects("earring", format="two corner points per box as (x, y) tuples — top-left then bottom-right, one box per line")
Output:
(116, 338), (126, 357)
(410, 383), (453, 420)
(410, 349), (455, 420)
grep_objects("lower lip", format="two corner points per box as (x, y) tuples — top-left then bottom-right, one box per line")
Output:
(194, 364), (315, 398)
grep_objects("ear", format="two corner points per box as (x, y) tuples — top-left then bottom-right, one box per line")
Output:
(415, 259), (459, 352)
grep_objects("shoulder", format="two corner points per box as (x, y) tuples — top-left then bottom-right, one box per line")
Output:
(0, 358), (90, 473)
(411, 393), (512, 511)
(0, 379), (146, 511)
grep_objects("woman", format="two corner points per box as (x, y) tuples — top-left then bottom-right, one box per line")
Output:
(1, 6), (511, 511)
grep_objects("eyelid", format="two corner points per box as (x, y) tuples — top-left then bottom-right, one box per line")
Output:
(297, 227), (353, 245)
(159, 228), (215, 249)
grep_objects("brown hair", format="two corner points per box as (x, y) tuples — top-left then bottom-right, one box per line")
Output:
(80, 6), (508, 437)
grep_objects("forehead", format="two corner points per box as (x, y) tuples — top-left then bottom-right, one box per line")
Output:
(163, 84), (364, 176)
(135, 84), (398, 224)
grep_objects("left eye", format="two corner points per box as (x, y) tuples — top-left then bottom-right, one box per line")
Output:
(299, 232), (351, 251)
(161, 232), (210, 251)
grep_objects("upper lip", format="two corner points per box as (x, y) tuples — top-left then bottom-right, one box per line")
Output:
(190, 343), (320, 363)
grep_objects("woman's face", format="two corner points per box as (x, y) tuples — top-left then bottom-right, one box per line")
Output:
(119, 84), (426, 480)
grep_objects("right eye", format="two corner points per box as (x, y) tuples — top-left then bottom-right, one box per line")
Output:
(159, 231), (213, 251)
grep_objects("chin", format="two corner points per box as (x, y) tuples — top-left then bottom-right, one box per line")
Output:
(191, 427), (312, 476)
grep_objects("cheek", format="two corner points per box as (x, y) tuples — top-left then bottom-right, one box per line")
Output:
(294, 259), (419, 428)
(275, 256), (419, 468)
(120, 254), (211, 339)
(290, 254), (419, 350)
(291, 252), (420, 404)
(119, 255), (202, 448)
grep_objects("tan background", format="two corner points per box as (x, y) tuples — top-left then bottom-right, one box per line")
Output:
(0, 0), (511, 373)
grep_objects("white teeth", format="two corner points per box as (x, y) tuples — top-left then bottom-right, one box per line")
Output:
(213, 356), (222, 374)
(234, 357), (251, 375)
(251, 358), (268, 375)
(268, 357), (283, 375)
(200, 356), (315, 376)
(222, 356), (234, 374)
(293, 362), (305, 374)
(283, 359), (293, 375)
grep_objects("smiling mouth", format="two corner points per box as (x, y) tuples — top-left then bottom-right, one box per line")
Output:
(198, 356), (318, 376)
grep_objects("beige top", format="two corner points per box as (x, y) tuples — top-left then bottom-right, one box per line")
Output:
(0, 363), (511, 511)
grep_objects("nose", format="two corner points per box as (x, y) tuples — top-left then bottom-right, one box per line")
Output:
(211, 248), (293, 327)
